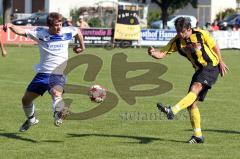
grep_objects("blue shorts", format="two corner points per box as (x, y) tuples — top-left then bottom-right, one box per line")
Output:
(27, 73), (66, 96)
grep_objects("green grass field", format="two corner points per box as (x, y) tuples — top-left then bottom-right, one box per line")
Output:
(0, 47), (240, 159)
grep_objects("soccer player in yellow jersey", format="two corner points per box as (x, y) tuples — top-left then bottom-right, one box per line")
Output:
(148, 17), (228, 144)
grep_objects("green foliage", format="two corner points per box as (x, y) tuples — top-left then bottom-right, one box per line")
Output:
(167, 0), (197, 11)
(0, 16), (3, 25)
(152, 0), (198, 29)
(152, 0), (197, 11)
(215, 8), (237, 21)
(147, 11), (161, 26)
(88, 17), (102, 27)
(70, 8), (81, 25)
(70, 7), (115, 28)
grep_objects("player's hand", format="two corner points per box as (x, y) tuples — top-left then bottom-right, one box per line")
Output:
(3, 25), (7, 32)
(73, 46), (84, 54)
(219, 60), (229, 77)
(3, 23), (12, 32)
(147, 46), (166, 59)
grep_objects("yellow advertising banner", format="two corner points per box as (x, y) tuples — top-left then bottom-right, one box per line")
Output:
(114, 9), (141, 40)
(114, 24), (141, 40)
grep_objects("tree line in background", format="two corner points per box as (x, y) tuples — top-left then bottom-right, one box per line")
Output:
(1, 0), (239, 28)
(1, 0), (12, 24)
(70, 7), (116, 28)
(215, 8), (238, 21)
(151, 0), (197, 29)
(148, 0), (240, 28)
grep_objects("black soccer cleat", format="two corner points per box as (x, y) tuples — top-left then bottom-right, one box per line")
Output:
(157, 102), (174, 120)
(187, 136), (204, 144)
(19, 118), (39, 132)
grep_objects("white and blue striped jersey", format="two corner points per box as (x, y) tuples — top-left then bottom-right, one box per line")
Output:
(26, 26), (78, 74)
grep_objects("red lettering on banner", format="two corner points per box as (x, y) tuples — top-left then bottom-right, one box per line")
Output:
(1, 25), (37, 44)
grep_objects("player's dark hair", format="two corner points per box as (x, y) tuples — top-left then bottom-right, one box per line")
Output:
(47, 12), (63, 26)
(174, 17), (191, 32)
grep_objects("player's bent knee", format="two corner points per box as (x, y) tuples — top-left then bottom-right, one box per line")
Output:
(191, 104), (198, 109)
(50, 88), (63, 98)
(191, 83), (203, 94)
(188, 104), (198, 110)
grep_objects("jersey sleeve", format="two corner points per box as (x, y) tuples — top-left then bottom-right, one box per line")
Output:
(68, 26), (79, 37)
(162, 36), (178, 54)
(25, 27), (44, 42)
(201, 30), (216, 48)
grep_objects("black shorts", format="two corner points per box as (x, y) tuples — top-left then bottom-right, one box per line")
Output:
(189, 66), (219, 101)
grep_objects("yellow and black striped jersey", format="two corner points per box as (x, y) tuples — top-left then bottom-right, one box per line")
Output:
(163, 28), (219, 69)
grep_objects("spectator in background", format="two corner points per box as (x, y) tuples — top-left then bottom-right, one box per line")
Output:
(195, 20), (200, 29)
(234, 17), (240, 31)
(232, 24), (240, 31)
(63, 17), (73, 26)
(211, 20), (219, 31)
(76, 16), (89, 28)
(203, 22), (212, 31)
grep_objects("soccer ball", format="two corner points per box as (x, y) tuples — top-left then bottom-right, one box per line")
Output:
(88, 85), (107, 103)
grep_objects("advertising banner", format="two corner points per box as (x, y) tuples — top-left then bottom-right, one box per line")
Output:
(81, 28), (113, 45)
(138, 29), (177, 46)
(211, 31), (240, 49)
(0, 26), (37, 44)
(1, 25), (240, 49)
(0, 26), (113, 46)
(114, 9), (141, 40)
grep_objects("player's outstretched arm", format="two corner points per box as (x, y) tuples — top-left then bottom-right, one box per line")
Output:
(73, 29), (85, 54)
(213, 44), (229, 77)
(147, 46), (167, 59)
(4, 23), (27, 37)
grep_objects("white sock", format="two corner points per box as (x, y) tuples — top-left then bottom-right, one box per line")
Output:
(23, 103), (36, 123)
(52, 96), (63, 113)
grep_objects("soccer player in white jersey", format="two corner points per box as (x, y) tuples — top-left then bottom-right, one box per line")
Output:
(5, 12), (85, 132)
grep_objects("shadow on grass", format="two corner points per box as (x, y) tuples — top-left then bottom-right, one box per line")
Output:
(0, 131), (63, 143)
(41, 140), (64, 143)
(0, 132), (37, 143)
(204, 129), (240, 134)
(67, 133), (186, 144)
(185, 129), (240, 134)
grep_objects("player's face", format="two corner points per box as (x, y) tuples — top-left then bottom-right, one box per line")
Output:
(177, 28), (192, 39)
(48, 20), (62, 35)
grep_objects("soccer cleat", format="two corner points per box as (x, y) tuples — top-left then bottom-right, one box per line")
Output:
(54, 107), (70, 127)
(19, 118), (39, 132)
(157, 102), (174, 120)
(187, 136), (204, 144)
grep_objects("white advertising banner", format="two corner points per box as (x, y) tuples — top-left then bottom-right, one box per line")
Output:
(138, 29), (240, 49)
(211, 31), (240, 49)
(1, 26), (240, 49)
(138, 29), (177, 46)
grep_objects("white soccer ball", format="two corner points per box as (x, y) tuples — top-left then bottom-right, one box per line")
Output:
(88, 85), (107, 103)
